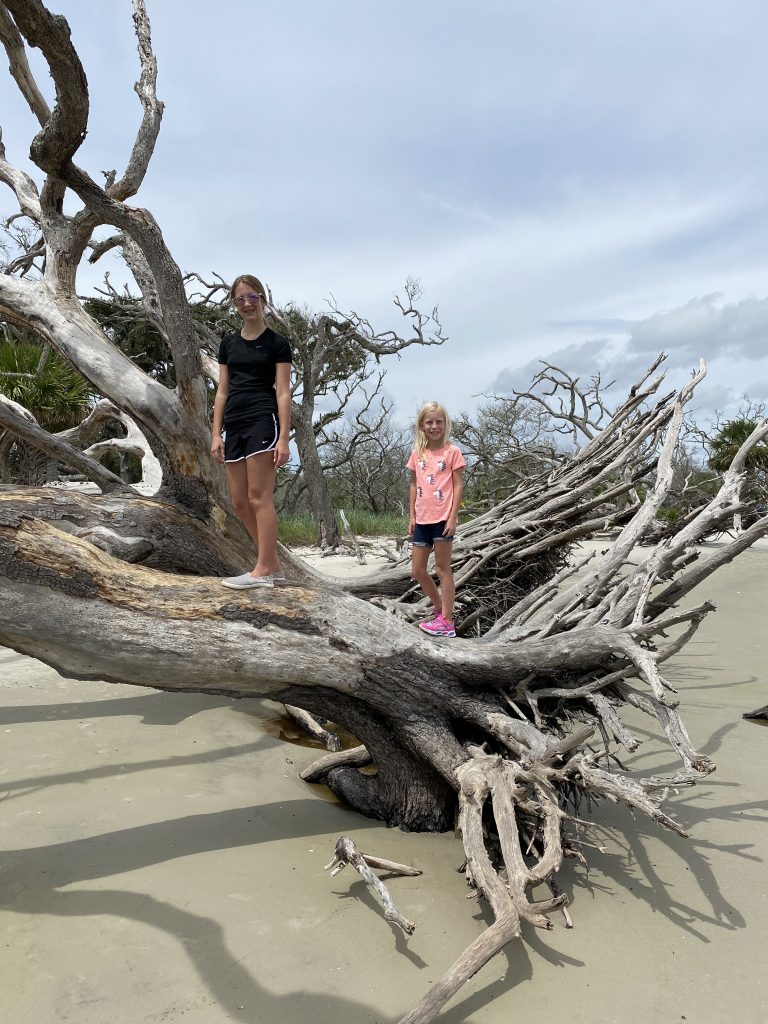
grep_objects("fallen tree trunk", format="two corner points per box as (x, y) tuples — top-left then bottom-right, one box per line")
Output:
(3, 417), (768, 1021)
(0, 486), (322, 582)
(0, 485), (247, 575)
(1, 507), (717, 828)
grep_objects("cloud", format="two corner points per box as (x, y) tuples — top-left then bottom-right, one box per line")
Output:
(490, 291), (768, 424)
(492, 339), (616, 395)
(3, 1), (768, 426)
(629, 294), (768, 363)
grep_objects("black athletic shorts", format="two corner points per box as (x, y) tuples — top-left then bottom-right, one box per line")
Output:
(222, 414), (279, 463)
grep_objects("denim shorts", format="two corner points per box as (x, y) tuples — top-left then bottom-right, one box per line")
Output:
(412, 520), (454, 547)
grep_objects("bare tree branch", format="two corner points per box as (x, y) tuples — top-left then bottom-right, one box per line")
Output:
(0, 3), (51, 126)
(0, 393), (127, 492)
(108, 0), (164, 202)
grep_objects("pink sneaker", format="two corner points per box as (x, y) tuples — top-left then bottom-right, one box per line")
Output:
(418, 608), (442, 627)
(419, 614), (456, 638)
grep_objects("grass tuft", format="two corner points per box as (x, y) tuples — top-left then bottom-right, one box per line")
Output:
(279, 511), (408, 546)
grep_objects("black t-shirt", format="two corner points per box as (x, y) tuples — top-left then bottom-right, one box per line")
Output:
(218, 328), (292, 428)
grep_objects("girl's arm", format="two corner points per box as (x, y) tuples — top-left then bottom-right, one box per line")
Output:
(274, 361), (292, 468)
(211, 364), (229, 463)
(444, 467), (464, 536)
(408, 471), (418, 536)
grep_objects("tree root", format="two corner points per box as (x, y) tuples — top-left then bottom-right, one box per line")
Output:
(300, 744), (371, 781)
(283, 704), (342, 751)
(394, 727), (700, 1024)
(397, 915), (521, 1024)
(395, 751), (569, 1024)
(325, 836), (420, 935)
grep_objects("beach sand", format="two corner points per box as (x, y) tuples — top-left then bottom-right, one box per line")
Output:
(1, 541), (767, 1023)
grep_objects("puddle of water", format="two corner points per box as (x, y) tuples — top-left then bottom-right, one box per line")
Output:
(243, 708), (363, 751)
(250, 714), (376, 805)
(259, 716), (325, 749)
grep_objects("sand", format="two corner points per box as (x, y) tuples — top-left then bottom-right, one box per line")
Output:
(1, 541), (767, 1024)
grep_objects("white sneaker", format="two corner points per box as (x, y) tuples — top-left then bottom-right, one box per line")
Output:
(222, 573), (274, 589)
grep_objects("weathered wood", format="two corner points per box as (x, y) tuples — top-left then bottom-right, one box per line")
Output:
(0, 395), (127, 492)
(339, 508), (366, 564)
(301, 744), (372, 781)
(0, 486), (249, 576)
(742, 705), (768, 721)
(3, 436), (766, 1020)
(284, 705), (342, 752)
(325, 836), (419, 935)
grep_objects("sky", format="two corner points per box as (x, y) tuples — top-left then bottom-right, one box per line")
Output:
(2, 0), (768, 428)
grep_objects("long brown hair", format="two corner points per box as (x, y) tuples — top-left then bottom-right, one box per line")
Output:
(229, 274), (267, 304)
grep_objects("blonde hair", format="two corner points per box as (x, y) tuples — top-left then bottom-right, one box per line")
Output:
(230, 274), (267, 304)
(414, 401), (451, 458)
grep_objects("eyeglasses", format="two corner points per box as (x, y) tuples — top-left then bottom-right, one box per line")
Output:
(233, 293), (262, 308)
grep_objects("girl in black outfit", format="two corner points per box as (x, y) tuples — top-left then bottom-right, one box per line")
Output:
(211, 274), (292, 588)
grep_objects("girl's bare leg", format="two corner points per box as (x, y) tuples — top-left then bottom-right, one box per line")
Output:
(411, 545), (441, 612)
(433, 541), (455, 621)
(225, 460), (259, 550)
(244, 452), (281, 576)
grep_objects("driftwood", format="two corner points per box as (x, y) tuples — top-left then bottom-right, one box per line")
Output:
(338, 508), (367, 565)
(301, 744), (372, 781)
(324, 836), (421, 936)
(284, 704), (342, 752)
(2, 5), (768, 1023)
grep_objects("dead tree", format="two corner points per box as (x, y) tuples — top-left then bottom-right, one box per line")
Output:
(3, 5), (768, 1024)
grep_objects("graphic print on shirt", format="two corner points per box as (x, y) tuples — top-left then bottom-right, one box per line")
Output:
(408, 444), (466, 525)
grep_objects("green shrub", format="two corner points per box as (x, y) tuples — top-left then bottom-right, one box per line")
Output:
(656, 507), (680, 524)
(279, 510), (409, 546)
(344, 509), (408, 537)
(0, 340), (91, 429)
(278, 513), (318, 546)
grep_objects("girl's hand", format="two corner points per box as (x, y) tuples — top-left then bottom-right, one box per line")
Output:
(274, 440), (290, 468)
(408, 516), (416, 537)
(444, 515), (458, 537)
(211, 435), (225, 464)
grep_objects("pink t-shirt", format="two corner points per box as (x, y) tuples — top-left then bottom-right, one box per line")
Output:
(407, 443), (466, 524)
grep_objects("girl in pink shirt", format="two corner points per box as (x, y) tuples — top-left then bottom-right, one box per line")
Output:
(407, 401), (466, 637)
